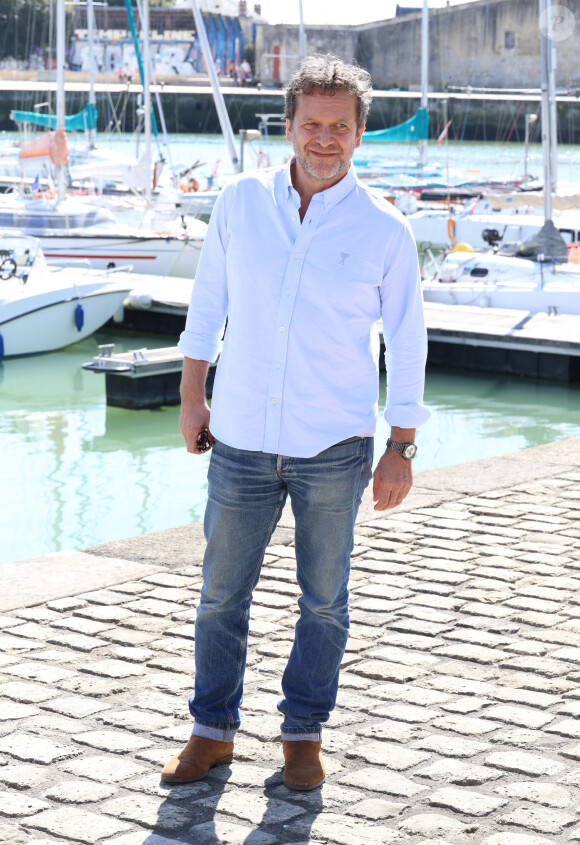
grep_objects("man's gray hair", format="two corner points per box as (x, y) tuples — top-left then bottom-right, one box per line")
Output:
(284, 54), (373, 131)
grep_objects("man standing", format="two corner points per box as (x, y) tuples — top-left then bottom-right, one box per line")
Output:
(162, 54), (430, 792)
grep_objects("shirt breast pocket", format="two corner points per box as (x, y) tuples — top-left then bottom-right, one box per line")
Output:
(333, 258), (381, 286)
(321, 261), (382, 320)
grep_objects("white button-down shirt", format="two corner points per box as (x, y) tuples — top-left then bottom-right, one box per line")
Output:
(178, 160), (430, 458)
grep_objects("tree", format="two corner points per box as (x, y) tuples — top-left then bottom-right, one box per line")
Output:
(0, 0), (53, 63)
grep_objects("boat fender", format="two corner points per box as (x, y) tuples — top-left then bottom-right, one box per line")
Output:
(124, 293), (153, 310)
(74, 303), (85, 332)
(0, 333), (4, 361)
(452, 243), (474, 253)
(447, 218), (456, 243)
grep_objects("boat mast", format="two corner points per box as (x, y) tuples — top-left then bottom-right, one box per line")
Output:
(87, 0), (96, 149)
(420, 0), (428, 166)
(56, 0), (65, 202)
(539, 0), (554, 221)
(190, 0), (240, 173)
(298, 0), (307, 61)
(548, 10), (558, 193)
(142, 0), (152, 199)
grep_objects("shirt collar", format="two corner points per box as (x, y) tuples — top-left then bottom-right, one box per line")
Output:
(283, 157), (357, 210)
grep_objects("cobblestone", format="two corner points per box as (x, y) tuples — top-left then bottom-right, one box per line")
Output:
(485, 751), (566, 777)
(340, 767), (428, 796)
(0, 734), (81, 764)
(498, 807), (577, 835)
(428, 786), (507, 815)
(71, 729), (153, 753)
(26, 807), (133, 841)
(493, 781), (573, 808)
(101, 792), (201, 829)
(345, 740), (429, 768)
(43, 779), (117, 803)
(417, 758), (503, 785)
(60, 755), (148, 783)
(398, 811), (479, 838)
(0, 789), (50, 816)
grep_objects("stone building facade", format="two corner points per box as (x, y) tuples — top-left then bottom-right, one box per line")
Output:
(255, 0), (580, 91)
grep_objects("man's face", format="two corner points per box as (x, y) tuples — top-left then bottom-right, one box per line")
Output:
(286, 90), (364, 191)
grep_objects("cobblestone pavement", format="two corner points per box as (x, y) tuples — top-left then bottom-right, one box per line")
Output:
(1, 439), (580, 844)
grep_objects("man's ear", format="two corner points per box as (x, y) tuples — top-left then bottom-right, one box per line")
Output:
(285, 119), (293, 143)
(355, 123), (365, 148)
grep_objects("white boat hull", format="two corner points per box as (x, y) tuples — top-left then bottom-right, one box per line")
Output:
(37, 233), (203, 278)
(423, 252), (580, 316)
(0, 286), (131, 357)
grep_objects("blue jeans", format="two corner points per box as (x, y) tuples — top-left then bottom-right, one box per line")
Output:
(190, 436), (374, 742)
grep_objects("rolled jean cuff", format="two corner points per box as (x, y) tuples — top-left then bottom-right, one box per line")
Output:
(281, 730), (322, 742)
(192, 721), (238, 742)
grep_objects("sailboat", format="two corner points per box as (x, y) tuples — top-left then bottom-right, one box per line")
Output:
(421, 0), (580, 316)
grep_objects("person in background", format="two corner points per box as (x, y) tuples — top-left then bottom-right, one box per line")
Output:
(162, 53), (429, 793)
(240, 57), (251, 84)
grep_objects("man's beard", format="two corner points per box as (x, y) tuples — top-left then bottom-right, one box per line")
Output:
(292, 138), (356, 183)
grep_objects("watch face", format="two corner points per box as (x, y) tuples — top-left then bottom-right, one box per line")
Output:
(403, 444), (417, 459)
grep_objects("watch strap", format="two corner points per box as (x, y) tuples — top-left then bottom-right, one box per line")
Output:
(386, 438), (417, 460)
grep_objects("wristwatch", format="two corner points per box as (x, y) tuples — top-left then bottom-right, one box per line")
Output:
(387, 438), (418, 460)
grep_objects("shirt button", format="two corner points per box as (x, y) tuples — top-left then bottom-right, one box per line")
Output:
(272, 398), (277, 404)
(275, 362), (281, 368)
(294, 253), (299, 258)
(286, 289), (291, 294)
(291, 216), (296, 222)
(280, 326), (285, 332)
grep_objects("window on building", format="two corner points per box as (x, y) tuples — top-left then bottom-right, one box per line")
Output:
(504, 31), (516, 49)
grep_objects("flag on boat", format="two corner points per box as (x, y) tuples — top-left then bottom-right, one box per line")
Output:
(437, 121), (452, 147)
(31, 175), (40, 192)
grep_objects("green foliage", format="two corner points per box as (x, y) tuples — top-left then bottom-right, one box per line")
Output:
(0, 0), (53, 62)
(243, 42), (254, 70)
(0, 0), (171, 59)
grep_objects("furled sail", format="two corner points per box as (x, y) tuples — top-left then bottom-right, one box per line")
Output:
(10, 103), (97, 133)
(363, 107), (429, 143)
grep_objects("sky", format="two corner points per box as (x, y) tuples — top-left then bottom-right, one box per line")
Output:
(262, 0), (483, 26)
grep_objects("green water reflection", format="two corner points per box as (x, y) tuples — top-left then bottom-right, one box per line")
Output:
(1, 329), (579, 566)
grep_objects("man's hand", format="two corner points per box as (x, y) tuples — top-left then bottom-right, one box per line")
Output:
(372, 448), (413, 511)
(180, 398), (214, 454)
(180, 357), (214, 455)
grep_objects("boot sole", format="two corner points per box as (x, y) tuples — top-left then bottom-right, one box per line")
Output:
(161, 753), (234, 784)
(283, 774), (325, 792)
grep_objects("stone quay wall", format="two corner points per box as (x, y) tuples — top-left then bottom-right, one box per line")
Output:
(255, 0), (580, 91)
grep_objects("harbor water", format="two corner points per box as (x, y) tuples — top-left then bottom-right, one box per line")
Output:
(1, 327), (580, 566)
(108, 133), (580, 191)
(2, 130), (580, 192)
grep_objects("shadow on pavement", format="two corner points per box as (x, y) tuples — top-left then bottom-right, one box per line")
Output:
(149, 756), (325, 844)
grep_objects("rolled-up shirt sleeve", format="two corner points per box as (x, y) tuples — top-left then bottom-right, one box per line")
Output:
(380, 220), (431, 429)
(178, 184), (232, 362)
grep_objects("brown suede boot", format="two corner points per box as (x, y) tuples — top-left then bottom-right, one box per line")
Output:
(282, 739), (325, 791)
(161, 735), (234, 784)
